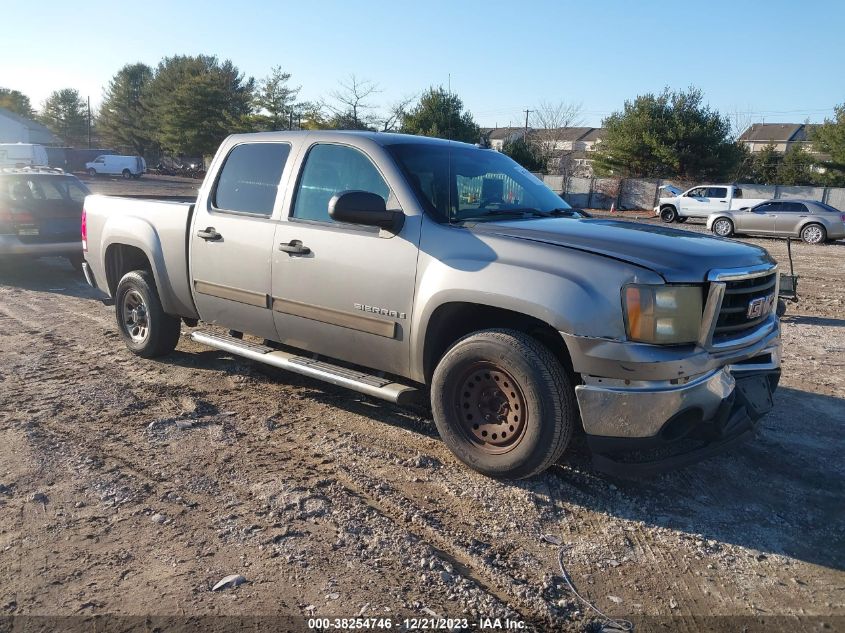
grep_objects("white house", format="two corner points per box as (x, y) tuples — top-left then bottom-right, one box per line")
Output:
(0, 107), (59, 145)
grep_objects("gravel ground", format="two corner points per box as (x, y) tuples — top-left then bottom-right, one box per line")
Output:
(0, 178), (842, 632)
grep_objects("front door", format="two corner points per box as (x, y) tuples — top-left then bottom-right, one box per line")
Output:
(679, 187), (711, 217)
(189, 141), (292, 340)
(271, 142), (420, 377)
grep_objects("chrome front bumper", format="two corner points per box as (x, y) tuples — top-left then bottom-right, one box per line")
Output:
(576, 367), (735, 438)
(573, 340), (781, 439)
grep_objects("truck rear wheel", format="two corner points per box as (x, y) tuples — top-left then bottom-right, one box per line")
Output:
(659, 206), (677, 223)
(430, 329), (575, 479)
(114, 270), (181, 358)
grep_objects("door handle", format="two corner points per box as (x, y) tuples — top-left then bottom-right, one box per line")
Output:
(719, 200), (727, 203)
(279, 239), (311, 255)
(197, 227), (222, 241)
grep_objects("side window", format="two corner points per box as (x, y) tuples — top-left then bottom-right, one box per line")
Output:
(213, 143), (291, 215)
(708, 187), (727, 198)
(780, 202), (806, 213)
(292, 144), (389, 223)
(687, 187), (706, 198)
(9, 177), (34, 202)
(734, 188), (743, 198)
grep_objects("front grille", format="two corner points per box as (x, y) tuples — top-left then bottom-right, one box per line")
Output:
(713, 272), (777, 340)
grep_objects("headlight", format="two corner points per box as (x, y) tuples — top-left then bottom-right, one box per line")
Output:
(623, 284), (704, 344)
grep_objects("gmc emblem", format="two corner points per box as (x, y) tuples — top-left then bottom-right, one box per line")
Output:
(747, 294), (773, 319)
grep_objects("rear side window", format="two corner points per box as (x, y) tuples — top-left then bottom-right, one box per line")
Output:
(780, 202), (807, 213)
(213, 143), (291, 215)
(707, 187), (728, 198)
(292, 144), (389, 223)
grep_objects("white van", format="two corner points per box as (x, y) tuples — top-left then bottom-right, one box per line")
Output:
(0, 143), (49, 168)
(85, 155), (146, 179)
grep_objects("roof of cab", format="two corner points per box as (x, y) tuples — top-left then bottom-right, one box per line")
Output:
(225, 130), (480, 149)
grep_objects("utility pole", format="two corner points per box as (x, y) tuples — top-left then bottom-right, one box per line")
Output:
(87, 96), (92, 148)
(523, 108), (533, 132)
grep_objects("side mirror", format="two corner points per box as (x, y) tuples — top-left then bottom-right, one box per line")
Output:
(329, 190), (404, 231)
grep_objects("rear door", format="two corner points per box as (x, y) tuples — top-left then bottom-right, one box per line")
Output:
(774, 201), (809, 235)
(739, 202), (778, 234)
(705, 187), (729, 212)
(270, 142), (420, 377)
(189, 141), (293, 340)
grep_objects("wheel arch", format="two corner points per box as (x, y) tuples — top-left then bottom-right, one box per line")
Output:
(799, 219), (826, 238)
(419, 301), (575, 385)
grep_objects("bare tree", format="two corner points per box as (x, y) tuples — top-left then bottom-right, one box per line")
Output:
(729, 108), (756, 142)
(529, 100), (584, 175)
(324, 75), (381, 129)
(377, 94), (416, 132)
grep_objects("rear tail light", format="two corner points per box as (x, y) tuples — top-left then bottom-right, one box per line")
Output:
(840, 214), (845, 223)
(81, 207), (88, 251)
(0, 210), (35, 234)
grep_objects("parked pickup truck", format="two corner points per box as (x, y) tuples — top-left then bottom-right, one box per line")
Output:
(655, 184), (769, 223)
(82, 131), (782, 478)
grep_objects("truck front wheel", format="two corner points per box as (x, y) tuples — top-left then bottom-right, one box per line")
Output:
(431, 329), (575, 479)
(659, 206), (677, 223)
(114, 270), (181, 358)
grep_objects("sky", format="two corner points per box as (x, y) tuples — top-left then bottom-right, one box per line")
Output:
(2, 0), (843, 130)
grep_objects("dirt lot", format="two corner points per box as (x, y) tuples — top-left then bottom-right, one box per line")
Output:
(0, 176), (843, 632)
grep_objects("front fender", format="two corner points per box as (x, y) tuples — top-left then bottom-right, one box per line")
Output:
(409, 229), (662, 382)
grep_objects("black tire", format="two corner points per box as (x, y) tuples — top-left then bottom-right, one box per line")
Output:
(800, 223), (826, 244)
(712, 217), (734, 237)
(659, 206), (677, 223)
(776, 299), (787, 318)
(114, 270), (181, 358)
(430, 328), (575, 479)
(66, 254), (84, 272)
(121, 169), (132, 179)
(87, 168), (97, 177)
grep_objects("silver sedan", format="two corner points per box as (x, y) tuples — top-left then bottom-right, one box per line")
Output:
(707, 199), (845, 244)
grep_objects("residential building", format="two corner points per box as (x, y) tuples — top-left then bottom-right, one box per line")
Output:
(485, 127), (528, 151)
(738, 123), (816, 154)
(0, 107), (59, 145)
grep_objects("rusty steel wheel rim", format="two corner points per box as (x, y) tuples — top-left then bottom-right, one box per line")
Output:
(454, 362), (527, 454)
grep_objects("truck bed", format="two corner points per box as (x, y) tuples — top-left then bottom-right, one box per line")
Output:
(83, 194), (199, 319)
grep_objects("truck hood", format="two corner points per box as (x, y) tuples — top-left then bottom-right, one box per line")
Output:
(468, 218), (775, 282)
(658, 184), (684, 196)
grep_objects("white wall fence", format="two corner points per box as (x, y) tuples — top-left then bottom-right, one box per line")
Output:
(539, 175), (845, 211)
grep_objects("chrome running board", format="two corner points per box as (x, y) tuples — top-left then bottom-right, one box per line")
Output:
(191, 330), (421, 405)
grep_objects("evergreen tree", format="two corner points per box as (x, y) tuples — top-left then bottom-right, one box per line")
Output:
(98, 63), (154, 154)
(0, 88), (34, 117)
(400, 87), (480, 144)
(143, 55), (255, 156)
(592, 87), (742, 180)
(39, 89), (88, 146)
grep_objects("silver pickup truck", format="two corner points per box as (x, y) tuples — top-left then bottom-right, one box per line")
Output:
(82, 131), (782, 478)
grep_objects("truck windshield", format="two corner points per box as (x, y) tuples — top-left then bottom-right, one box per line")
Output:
(387, 143), (571, 223)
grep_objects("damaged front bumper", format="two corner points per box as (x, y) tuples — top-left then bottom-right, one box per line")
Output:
(568, 331), (781, 476)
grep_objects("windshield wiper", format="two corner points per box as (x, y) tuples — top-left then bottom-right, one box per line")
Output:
(536, 208), (589, 218)
(456, 208), (551, 222)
